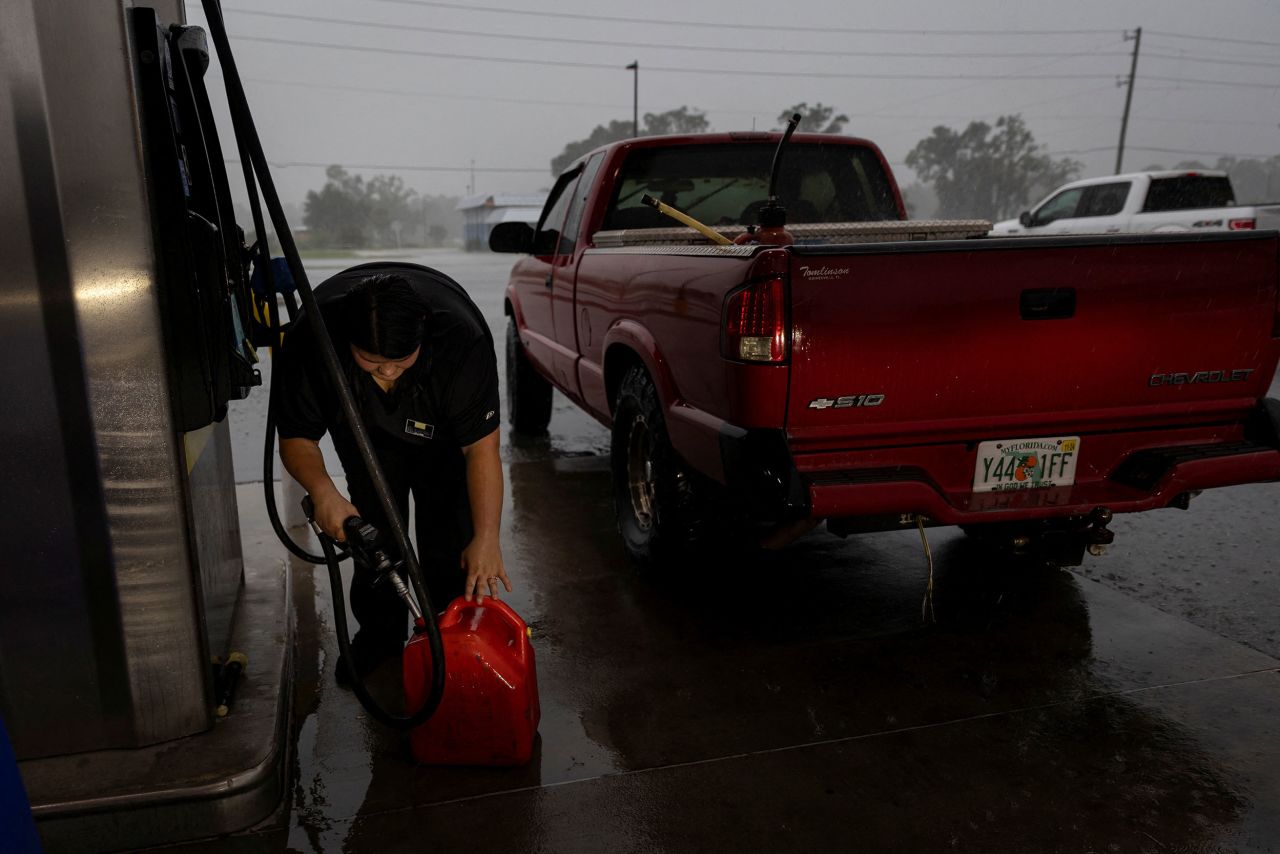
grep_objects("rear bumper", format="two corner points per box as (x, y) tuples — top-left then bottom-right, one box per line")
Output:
(801, 399), (1280, 525)
(808, 444), (1280, 524)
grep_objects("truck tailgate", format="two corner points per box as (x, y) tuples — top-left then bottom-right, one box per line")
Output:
(785, 232), (1280, 451)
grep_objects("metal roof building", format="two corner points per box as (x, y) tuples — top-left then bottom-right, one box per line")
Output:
(456, 193), (546, 251)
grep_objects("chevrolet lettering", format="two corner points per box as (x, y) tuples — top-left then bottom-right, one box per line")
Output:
(1149, 368), (1254, 387)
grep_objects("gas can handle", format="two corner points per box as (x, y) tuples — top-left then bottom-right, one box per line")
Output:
(482, 598), (532, 664)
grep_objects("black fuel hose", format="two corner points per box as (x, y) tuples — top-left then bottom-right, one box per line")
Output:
(231, 96), (337, 566)
(315, 527), (424, 729)
(202, 0), (445, 727)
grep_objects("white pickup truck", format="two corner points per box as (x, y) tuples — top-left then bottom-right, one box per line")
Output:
(991, 170), (1280, 236)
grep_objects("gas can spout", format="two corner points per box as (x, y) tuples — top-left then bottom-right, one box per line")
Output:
(736, 112), (800, 246)
(767, 112), (802, 203)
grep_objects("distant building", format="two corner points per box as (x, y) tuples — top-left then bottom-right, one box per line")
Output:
(456, 193), (547, 251)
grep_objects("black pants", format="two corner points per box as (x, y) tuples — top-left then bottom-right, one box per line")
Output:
(332, 428), (472, 658)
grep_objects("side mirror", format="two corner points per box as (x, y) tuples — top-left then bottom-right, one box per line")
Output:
(489, 221), (534, 253)
(1018, 211), (1033, 228)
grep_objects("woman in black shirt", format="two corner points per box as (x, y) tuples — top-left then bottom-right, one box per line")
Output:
(276, 264), (509, 680)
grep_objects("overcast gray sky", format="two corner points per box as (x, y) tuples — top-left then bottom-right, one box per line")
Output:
(185, 0), (1280, 208)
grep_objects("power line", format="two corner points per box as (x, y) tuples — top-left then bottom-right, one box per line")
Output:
(224, 33), (1127, 81)
(221, 75), (638, 114)
(1047, 145), (1278, 160)
(1125, 145), (1279, 159)
(1145, 30), (1280, 48)
(234, 76), (1268, 127)
(225, 35), (1276, 90)
(367, 0), (1117, 37)
(1140, 74), (1280, 90)
(225, 158), (547, 174)
(1130, 115), (1280, 128)
(210, 8), (1126, 62)
(230, 74), (1273, 128)
(859, 42), (1123, 120)
(1044, 146), (1115, 156)
(1143, 51), (1280, 70)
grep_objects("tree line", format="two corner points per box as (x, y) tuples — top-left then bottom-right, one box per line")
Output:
(550, 105), (1280, 222)
(302, 165), (460, 249)
(548, 105), (1080, 221)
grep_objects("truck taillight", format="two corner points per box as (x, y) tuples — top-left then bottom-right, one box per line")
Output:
(724, 276), (787, 362)
(1229, 218), (1256, 230)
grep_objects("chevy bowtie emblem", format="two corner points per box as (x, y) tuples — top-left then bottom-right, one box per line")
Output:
(808, 394), (885, 410)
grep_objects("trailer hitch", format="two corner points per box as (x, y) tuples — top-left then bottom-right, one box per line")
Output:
(1076, 507), (1115, 556)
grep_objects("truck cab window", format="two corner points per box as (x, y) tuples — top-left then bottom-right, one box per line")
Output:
(560, 152), (605, 253)
(533, 169), (582, 256)
(603, 143), (899, 230)
(1080, 182), (1130, 217)
(1032, 188), (1085, 226)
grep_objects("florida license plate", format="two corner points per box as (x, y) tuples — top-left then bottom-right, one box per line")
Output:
(972, 436), (1080, 494)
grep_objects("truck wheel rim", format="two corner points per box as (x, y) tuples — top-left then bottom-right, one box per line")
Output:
(627, 417), (656, 531)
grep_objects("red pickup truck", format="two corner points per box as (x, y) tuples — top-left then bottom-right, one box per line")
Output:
(491, 132), (1280, 568)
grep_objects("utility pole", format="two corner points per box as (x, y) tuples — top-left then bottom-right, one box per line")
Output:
(1115, 26), (1142, 174)
(468, 158), (475, 195)
(626, 61), (638, 137)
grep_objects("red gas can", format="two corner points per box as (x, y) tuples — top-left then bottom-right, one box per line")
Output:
(402, 597), (540, 766)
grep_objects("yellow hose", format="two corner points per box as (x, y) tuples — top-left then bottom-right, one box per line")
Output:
(641, 194), (732, 245)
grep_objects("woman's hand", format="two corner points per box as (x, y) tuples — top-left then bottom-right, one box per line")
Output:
(314, 491), (360, 541)
(280, 439), (357, 542)
(460, 533), (512, 603)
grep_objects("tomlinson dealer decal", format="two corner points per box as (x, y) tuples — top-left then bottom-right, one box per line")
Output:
(798, 265), (850, 281)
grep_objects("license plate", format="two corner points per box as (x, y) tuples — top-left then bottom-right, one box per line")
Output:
(972, 436), (1080, 494)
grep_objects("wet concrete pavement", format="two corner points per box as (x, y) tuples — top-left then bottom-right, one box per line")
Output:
(191, 250), (1280, 852)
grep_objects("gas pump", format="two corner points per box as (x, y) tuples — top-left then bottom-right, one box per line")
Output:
(2, 2), (534, 846)
(133, 10), (262, 430)
(1, 1), (280, 848)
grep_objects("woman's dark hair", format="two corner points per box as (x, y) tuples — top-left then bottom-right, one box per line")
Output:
(344, 273), (429, 359)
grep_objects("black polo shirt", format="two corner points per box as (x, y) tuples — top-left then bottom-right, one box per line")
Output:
(274, 263), (499, 456)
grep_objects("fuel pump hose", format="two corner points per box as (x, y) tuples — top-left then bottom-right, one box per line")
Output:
(201, 0), (444, 728)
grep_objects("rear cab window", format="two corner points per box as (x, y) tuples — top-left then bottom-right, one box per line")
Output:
(1141, 176), (1235, 212)
(602, 142), (899, 231)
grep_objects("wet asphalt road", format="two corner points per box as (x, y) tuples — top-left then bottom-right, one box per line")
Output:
(208, 249), (1280, 852)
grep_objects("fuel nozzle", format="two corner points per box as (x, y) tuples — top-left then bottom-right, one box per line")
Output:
(340, 516), (423, 624)
(300, 496), (423, 623)
(342, 516), (398, 575)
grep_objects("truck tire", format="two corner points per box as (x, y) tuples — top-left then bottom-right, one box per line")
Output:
(506, 317), (552, 435)
(611, 365), (709, 568)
